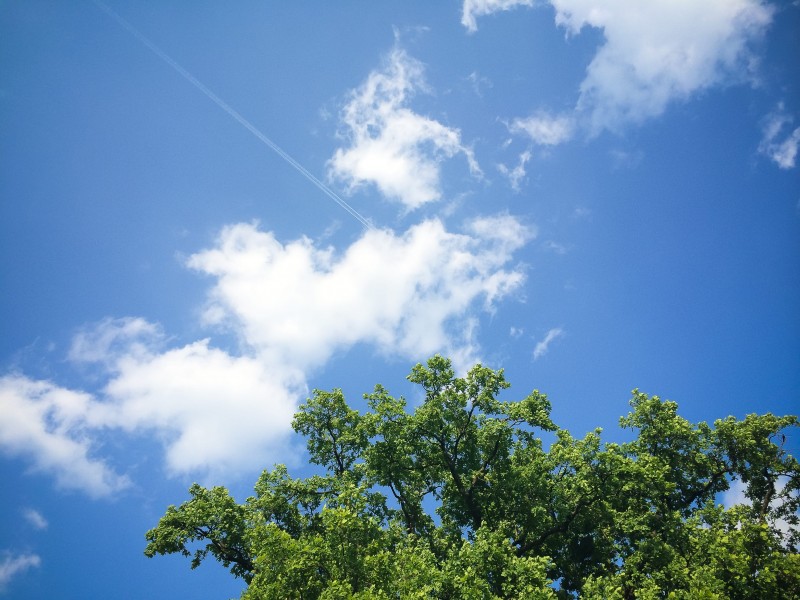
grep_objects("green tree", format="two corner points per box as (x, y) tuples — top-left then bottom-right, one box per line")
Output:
(145, 356), (799, 598)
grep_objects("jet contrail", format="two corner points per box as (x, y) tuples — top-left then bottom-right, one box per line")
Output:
(92, 0), (374, 230)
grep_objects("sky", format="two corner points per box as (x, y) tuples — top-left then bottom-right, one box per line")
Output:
(0, 0), (798, 597)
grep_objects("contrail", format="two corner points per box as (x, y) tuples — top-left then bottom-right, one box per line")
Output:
(92, 0), (374, 230)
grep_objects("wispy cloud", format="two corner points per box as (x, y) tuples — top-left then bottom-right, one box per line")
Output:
(466, 70), (493, 97)
(1, 217), (532, 489)
(509, 112), (574, 146)
(533, 327), (564, 360)
(497, 150), (532, 192)
(461, 0), (535, 33)
(759, 104), (800, 169)
(0, 553), (41, 590)
(328, 46), (481, 210)
(542, 240), (568, 255)
(22, 508), (48, 531)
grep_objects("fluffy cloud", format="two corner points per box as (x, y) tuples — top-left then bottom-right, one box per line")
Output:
(1, 217), (532, 491)
(462, 0), (535, 33)
(0, 375), (130, 498)
(188, 217), (532, 372)
(467, 1), (773, 137)
(328, 47), (481, 210)
(1, 322), (303, 487)
(533, 327), (564, 360)
(80, 328), (303, 478)
(759, 104), (800, 169)
(0, 553), (40, 590)
(553, 0), (773, 133)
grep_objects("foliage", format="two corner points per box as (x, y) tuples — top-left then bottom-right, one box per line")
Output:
(145, 356), (799, 598)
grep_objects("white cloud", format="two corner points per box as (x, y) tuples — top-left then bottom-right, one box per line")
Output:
(466, 70), (493, 97)
(328, 46), (481, 210)
(1, 216), (532, 489)
(99, 339), (302, 478)
(0, 553), (40, 590)
(68, 317), (163, 368)
(497, 150), (532, 192)
(188, 217), (532, 373)
(472, 1), (773, 136)
(759, 104), (800, 169)
(533, 327), (564, 360)
(553, 0), (773, 134)
(0, 375), (130, 498)
(542, 240), (568, 254)
(22, 508), (48, 531)
(510, 113), (574, 146)
(461, 0), (535, 33)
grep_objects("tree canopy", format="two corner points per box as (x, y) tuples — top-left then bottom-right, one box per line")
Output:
(145, 356), (800, 599)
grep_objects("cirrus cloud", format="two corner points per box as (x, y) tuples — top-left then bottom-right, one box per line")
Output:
(0, 553), (41, 591)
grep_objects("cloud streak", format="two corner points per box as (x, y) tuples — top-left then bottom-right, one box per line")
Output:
(92, 0), (373, 229)
(533, 327), (564, 360)
(22, 508), (48, 531)
(0, 553), (41, 591)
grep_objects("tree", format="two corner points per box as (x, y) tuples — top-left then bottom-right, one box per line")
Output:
(145, 356), (799, 598)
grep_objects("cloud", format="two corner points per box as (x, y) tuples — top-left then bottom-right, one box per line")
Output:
(510, 113), (574, 146)
(759, 104), (800, 169)
(2, 217), (532, 489)
(470, 1), (773, 137)
(533, 327), (564, 360)
(461, 0), (535, 33)
(552, 0), (774, 133)
(93, 335), (303, 478)
(188, 217), (532, 373)
(466, 71), (493, 97)
(497, 150), (532, 192)
(0, 375), (130, 498)
(22, 508), (48, 531)
(68, 317), (163, 368)
(0, 553), (40, 590)
(328, 46), (481, 210)
(542, 240), (567, 254)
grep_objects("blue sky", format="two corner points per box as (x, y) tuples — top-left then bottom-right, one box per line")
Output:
(1, 1), (798, 597)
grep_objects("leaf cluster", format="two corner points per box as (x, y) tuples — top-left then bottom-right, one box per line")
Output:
(145, 356), (799, 598)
